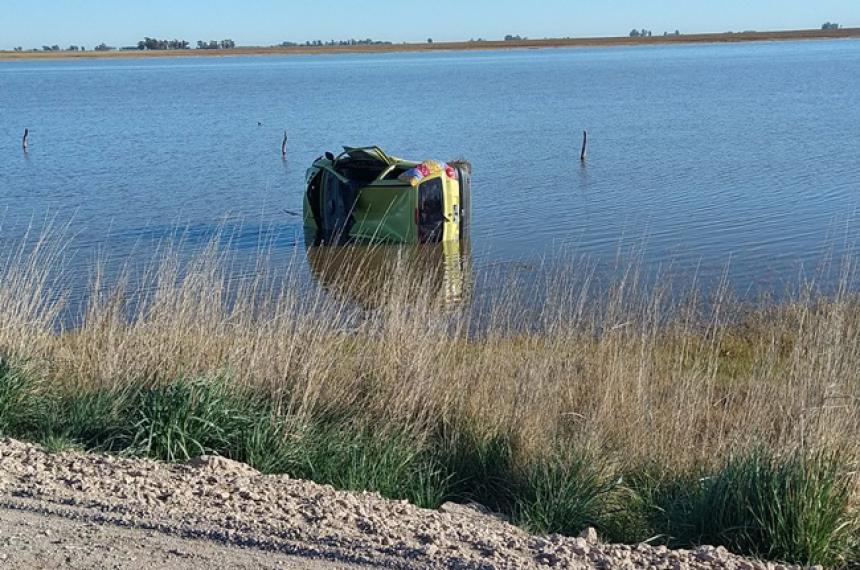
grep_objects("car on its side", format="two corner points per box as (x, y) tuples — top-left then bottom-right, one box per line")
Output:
(304, 146), (471, 245)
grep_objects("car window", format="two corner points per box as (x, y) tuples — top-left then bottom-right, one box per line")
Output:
(418, 177), (445, 243)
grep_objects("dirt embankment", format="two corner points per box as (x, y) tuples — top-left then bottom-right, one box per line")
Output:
(0, 439), (803, 570)
(1, 28), (858, 61)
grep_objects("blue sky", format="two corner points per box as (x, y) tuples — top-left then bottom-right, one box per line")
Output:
(2, 0), (858, 49)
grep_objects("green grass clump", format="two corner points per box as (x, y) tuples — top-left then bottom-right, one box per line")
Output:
(434, 427), (518, 512)
(514, 452), (619, 536)
(0, 359), (51, 437)
(635, 450), (860, 567)
(38, 433), (84, 454)
(291, 422), (447, 508)
(126, 377), (258, 462)
(238, 414), (298, 474)
(56, 387), (137, 451)
(432, 430), (624, 537)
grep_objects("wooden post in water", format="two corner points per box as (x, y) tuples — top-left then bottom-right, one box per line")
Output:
(580, 130), (587, 162)
(281, 131), (288, 157)
(22, 128), (29, 151)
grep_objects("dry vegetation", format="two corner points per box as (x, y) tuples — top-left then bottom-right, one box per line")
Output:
(1, 230), (858, 565)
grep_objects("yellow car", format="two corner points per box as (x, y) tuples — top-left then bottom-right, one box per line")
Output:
(304, 147), (471, 245)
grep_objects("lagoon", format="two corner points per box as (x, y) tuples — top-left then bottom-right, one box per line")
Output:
(1, 39), (859, 299)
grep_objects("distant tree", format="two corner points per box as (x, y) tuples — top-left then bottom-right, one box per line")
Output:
(94, 43), (115, 52)
(822, 22), (840, 30)
(427, 38), (433, 44)
(504, 34), (523, 41)
(136, 37), (188, 50)
(629, 29), (640, 37)
(13, 46), (23, 52)
(195, 39), (231, 49)
(675, 30), (681, 35)
(67, 45), (79, 51)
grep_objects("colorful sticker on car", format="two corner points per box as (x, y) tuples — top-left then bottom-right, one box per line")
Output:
(398, 160), (448, 187)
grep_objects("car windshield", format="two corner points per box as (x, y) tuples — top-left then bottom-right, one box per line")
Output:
(418, 177), (445, 243)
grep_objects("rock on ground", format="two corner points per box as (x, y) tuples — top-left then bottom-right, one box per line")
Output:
(0, 438), (795, 569)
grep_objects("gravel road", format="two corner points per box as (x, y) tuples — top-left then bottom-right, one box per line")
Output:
(0, 505), (360, 569)
(0, 439), (796, 569)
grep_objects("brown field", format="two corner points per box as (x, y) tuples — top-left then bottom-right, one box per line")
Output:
(2, 28), (859, 61)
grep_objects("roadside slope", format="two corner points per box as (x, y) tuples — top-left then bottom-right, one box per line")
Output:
(0, 439), (791, 569)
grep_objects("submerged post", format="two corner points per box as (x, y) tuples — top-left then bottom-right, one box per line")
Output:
(22, 128), (29, 151)
(281, 131), (288, 157)
(580, 130), (587, 162)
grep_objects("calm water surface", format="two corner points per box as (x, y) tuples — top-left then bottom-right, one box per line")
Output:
(1, 39), (859, 305)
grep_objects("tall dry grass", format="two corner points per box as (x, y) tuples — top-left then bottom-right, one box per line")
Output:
(1, 229), (858, 563)
(1, 230), (859, 469)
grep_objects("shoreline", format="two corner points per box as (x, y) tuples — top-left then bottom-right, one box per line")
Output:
(2, 28), (859, 62)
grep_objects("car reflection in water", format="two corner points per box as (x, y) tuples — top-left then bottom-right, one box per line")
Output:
(305, 236), (471, 310)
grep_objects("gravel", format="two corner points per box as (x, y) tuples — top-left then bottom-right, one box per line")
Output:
(0, 507), (359, 569)
(0, 438), (798, 569)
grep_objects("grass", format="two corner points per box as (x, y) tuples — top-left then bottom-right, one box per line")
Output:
(0, 233), (859, 566)
(514, 452), (618, 536)
(632, 451), (859, 566)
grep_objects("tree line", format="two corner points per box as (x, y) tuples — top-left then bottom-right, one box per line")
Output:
(137, 37), (235, 50)
(278, 38), (392, 47)
(10, 37), (237, 53)
(7, 26), (847, 53)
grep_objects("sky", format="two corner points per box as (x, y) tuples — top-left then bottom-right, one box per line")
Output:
(2, 0), (858, 50)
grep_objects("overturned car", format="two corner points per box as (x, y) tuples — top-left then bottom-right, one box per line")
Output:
(304, 146), (471, 245)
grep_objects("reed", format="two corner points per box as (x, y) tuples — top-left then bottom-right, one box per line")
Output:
(0, 229), (858, 565)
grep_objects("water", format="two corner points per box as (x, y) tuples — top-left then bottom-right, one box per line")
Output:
(1, 39), (859, 305)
